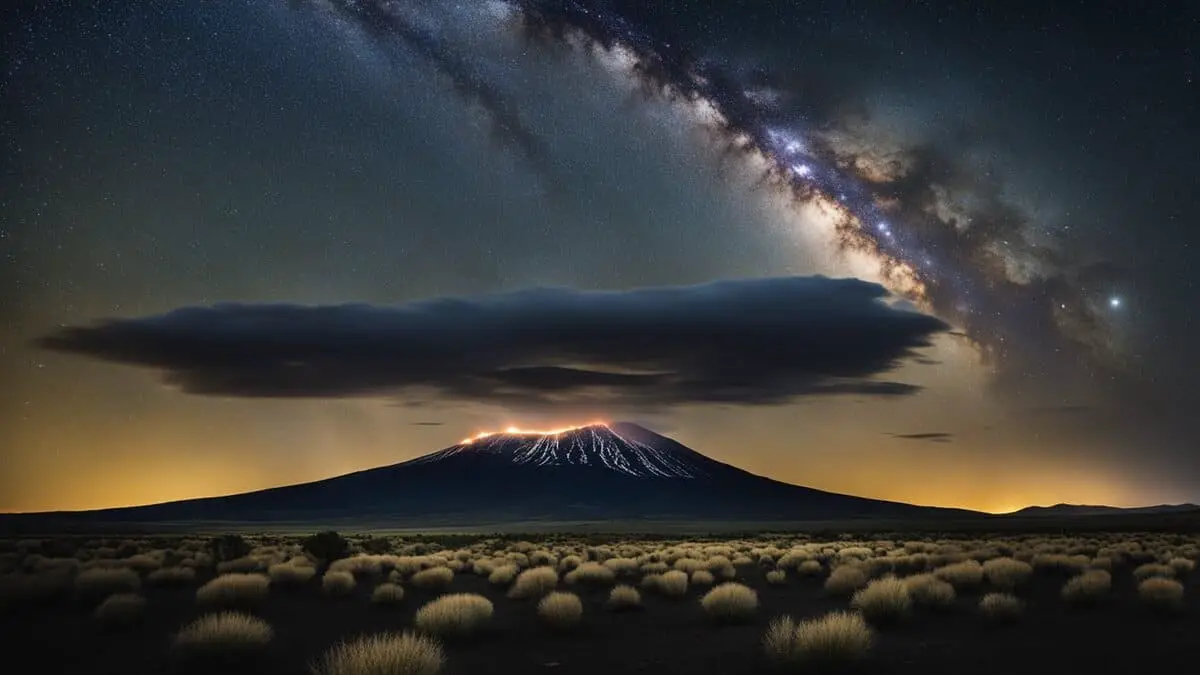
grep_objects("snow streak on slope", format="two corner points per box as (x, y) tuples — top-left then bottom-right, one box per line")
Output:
(408, 423), (711, 478)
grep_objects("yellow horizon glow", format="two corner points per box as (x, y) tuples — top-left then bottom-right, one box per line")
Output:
(460, 421), (609, 444)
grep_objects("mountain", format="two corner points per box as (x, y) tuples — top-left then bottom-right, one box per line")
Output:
(5, 422), (983, 527)
(1008, 503), (1200, 517)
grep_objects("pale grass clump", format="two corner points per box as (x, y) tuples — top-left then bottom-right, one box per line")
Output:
(508, 566), (558, 599)
(764, 612), (873, 667)
(173, 612), (273, 655)
(411, 567), (454, 590)
(650, 570), (690, 597)
(606, 584), (641, 611)
(488, 564), (519, 586)
(851, 577), (911, 625)
(691, 570), (715, 586)
(323, 571), (357, 596)
(1169, 558), (1195, 576)
(765, 569), (787, 585)
(216, 556), (266, 575)
(537, 591), (583, 631)
(565, 562), (615, 586)
(1061, 570), (1111, 606)
(983, 558), (1033, 590)
(1031, 553), (1090, 575)
(700, 582), (758, 623)
(93, 592), (146, 626)
(933, 560), (984, 588)
(602, 558), (640, 577)
(824, 565), (868, 595)
(196, 573), (270, 608)
(1138, 577), (1184, 613)
(75, 567), (141, 602)
(312, 632), (443, 675)
(1133, 563), (1175, 581)
(371, 582), (405, 606)
(796, 560), (823, 578)
(414, 593), (494, 638)
(147, 566), (196, 587)
(557, 555), (583, 572)
(269, 562), (317, 589)
(640, 562), (670, 575)
(979, 593), (1024, 623)
(902, 573), (956, 609)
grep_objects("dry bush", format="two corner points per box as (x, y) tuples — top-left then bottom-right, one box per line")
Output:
(75, 567), (140, 602)
(1138, 577), (1184, 613)
(487, 564), (519, 586)
(371, 582), (405, 606)
(269, 562), (316, 589)
(691, 570), (715, 586)
(565, 562), (615, 586)
(557, 555), (582, 572)
(196, 573), (270, 608)
(147, 566), (195, 587)
(1169, 558), (1195, 576)
(824, 565), (868, 595)
(765, 569), (787, 585)
(173, 612), (273, 655)
(606, 584), (641, 611)
(979, 592), (1024, 623)
(312, 632), (443, 675)
(217, 556), (265, 574)
(983, 557), (1033, 590)
(764, 612), (873, 668)
(902, 573), (955, 609)
(933, 560), (984, 588)
(1133, 563), (1175, 581)
(322, 571), (357, 596)
(414, 593), (494, 638)
(851, 576), (911, 625)
(700, 582), (758, 623)
(796, 560), (823, 578)
(93, 592), (146, 626)
(411, 567), (454, 590)
(640, 562), (670, 575)
(650, 570), (690, 597)
(537, 591), (583, 631)
(1061, 570), (1111, 606)
(1032, 553), (1089, 575)
(123, 553), (164, 572)
(508, 566), (558, 599)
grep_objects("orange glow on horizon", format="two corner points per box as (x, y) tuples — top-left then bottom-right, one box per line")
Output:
(460, 421), (609, 445)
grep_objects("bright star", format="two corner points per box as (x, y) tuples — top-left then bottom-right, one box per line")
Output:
(1109, 296), (1122, 309)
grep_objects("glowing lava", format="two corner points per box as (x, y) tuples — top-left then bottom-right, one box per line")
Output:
(460, 421), (608, 445)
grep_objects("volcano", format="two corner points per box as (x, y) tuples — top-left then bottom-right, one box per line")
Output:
(11, 422), (982, 527)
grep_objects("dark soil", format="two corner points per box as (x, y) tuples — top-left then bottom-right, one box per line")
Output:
(3, 565), (1196, 675)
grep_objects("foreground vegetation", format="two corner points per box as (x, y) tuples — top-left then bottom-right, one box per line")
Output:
(1, 530), (1198, 674)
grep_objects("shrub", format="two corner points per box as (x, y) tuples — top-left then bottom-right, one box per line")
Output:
(1138, 577), (1184, 613)
(653, 570), (690, 597)
(147, 566), (196, 587)
(1168, 557), (1195, 576)
(851, 577), (911, 625)
(323, 571), (356, 596)
(173, 612), (272, 656)
(414, 593), (494, 638)
(487, 564), (519, 586)
(765, 569), (787, 585)
(1133, 563), (1175, 581)
(933, 560), (984, 588)
(607, 584), (641, 611)
(372, 582), (405, 606)
(978, 593), (1023, 623)
(411, 567), (454, 590)
(359, 536), (395, 555)
(207, 535), (251, 564)
(700, 582), (758, 623)
(983, 558), (1032, 590)
(75, 567), (140, 602)
(1061, 570), (1111, 606)
(312, 632), (443, 675)
(565, 562), (614, 586)
(538, 591), (583, 631)
(796, 560), (823, 578)
(93, 592), (146, 626)
(824, 565), (868, 595)
(764, 612), (873, 667)
(269, 562), (316, 588)
(195, 573), (270, 608)
(691, 570), (715, 586)
(903, 573), (955, 609)
(508, 566), (558, 599)
(303, 531), (351, 566)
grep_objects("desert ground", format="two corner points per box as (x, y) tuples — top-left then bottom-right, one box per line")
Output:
(2, 529), (1198, 675)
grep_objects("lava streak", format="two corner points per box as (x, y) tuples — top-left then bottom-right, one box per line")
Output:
(460, 421), (609, 444)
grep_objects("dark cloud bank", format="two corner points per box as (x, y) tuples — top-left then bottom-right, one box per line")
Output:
(38, 276), (947, 408)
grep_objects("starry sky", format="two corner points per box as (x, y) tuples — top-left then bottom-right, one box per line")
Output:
(2, 0), (1197, 514)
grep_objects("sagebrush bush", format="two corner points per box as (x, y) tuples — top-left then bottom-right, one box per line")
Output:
(983, 557), (1032, 590)
(933, 560), (984, 588)
(565, 562), (614, 586)
(764, 612), (873, 667)
(487, 564), (519, 586)
(903, 573), (955, 609)
(508, 567), (558, 599)
(607, 584), (641, 611)
(371, 582), (405, 606)
(269, 562), (316, 588)
(414, 593), (494, 638)
(1168, 557), (1195, 576)
(978, 592), (1023, 623)
(651, 570), (690, 597)
(147, 566), (196, 587)
(824, 565), (868, 595)
(796, 560), (823, 577)
(322, 571), (357, 596)
(196, 573), (270, 608)
(851, 576), (911, 625)
(690, 570), (715, 586)
(173, 612), (273, 654)
(765, 569), (786, 585)
(1061, 570), (1111, 606)
(75, 567), (140, 602)
(1133, 563), (1175, 581)
(411, 567), (454, 590)
(538, 591), (583, 631)
(700, 582), (758, 623)
(93, 592), (146, 626)
(1138, 577), (1184, 613)
(312, 632), (443, 675)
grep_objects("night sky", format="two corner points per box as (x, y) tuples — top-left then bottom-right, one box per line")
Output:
(3, 0), (1197, 513)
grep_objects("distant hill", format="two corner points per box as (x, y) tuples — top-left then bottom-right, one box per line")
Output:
(2, 422), (982, 528)
(1008, 503), (1200, 517)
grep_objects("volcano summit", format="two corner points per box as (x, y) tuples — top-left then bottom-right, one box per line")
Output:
(14, 423), (979, 527)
